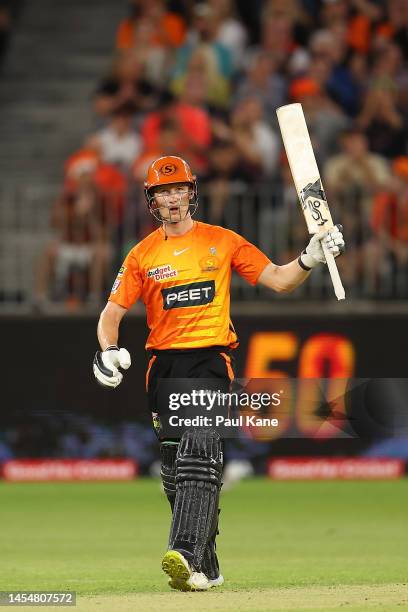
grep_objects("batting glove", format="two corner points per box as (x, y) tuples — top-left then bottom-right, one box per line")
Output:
(299, 224), (345, 270)
(93, 346), (131, 389)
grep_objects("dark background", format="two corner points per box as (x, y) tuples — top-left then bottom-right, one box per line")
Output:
(4, 312), (407, 417)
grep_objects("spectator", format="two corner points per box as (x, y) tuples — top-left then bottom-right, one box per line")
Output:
(96, 38), (184, 120)
(201, 139), (245, 225)
(347, 0), (383, 55)
(324, 128), (391, 292)
(373, 0), (408, 60)
(324, 128), (391, 213)
(210, 98), (278, 182)
(309, 28), (361, 115)
(178, 67), (211, 110)
(115, 0), (186, 52)
(93, 51), (157, 119)
(262, 0), (311, 47)
(140, 90), (212, 174)
(371, 156), (408, 296)
(357, 43), (407, 158)
(234, 0), (263, 45)
(33, 151), (117, 309)
(133, 118), (181, 183)
(229, 97), (279, 179)
(320, 0), (349, 29)
(171, 3), (233, 110)
(172, 43), (231, 110)
(252, 12), (295, 71)
(347, 51), (370, 98)
(261, 155), (306, 264)
(244, 1), (310, 90)
(290, 74), (348, 160)
(88, 101), (142, 172)
(234, 51), (287, 119)
(208, 0), (248, 71)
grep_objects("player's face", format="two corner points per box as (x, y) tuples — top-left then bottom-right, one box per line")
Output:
(152, 182), (192, 223)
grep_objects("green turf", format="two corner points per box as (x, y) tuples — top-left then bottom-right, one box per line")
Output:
(0, 479), (407, 596)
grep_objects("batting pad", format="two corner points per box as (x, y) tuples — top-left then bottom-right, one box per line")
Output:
(168, 429), (223, 570)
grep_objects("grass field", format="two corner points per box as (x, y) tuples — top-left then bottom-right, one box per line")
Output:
(0, 478), (407, 611)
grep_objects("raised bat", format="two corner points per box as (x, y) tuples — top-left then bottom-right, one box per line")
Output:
(276, 103), (345, 301)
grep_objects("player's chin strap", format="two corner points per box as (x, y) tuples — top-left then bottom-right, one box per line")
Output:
(161, 205), (195, 240)
(159, 200), (198, 226)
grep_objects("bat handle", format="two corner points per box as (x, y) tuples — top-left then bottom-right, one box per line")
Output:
(322, 242), (346, 301)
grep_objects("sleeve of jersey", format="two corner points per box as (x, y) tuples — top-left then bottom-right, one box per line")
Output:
(108, 250), (142, 309)
(231, 233), (272, 286)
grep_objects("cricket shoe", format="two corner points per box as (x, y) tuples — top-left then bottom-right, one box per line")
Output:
(162, 550), (224, 591)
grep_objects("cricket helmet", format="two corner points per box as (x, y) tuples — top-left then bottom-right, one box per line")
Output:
(144, 155), (198, 223)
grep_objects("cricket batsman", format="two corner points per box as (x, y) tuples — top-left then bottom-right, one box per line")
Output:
(93, 156), (345, 591)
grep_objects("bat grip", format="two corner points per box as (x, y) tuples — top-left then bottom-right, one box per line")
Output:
(322, 242), (346, 301)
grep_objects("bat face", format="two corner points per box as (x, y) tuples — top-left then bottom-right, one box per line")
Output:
(277, 102), (345, 300)
(300, 178), (331, 229)
(276, 103), (334, 234)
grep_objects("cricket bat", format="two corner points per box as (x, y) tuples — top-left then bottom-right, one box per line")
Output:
(276, 103), (345, 301)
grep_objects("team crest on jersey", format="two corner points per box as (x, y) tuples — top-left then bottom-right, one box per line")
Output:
(147, 264), (178, 282)
(210, 247), (217, 255)
(200, 255), (220, 272)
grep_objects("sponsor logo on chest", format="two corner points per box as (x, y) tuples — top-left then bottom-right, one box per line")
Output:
(162, 280), (215, 309)
(147, 264), (178, 282)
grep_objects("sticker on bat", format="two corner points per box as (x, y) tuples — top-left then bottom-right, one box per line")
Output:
(300, 179), (329, 226)
(300, 179), (327, 203)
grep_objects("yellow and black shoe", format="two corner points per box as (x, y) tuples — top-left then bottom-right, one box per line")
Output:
(162, 550), (210, 591)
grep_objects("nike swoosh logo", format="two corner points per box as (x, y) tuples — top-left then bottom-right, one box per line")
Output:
(174, 248), (190, 256)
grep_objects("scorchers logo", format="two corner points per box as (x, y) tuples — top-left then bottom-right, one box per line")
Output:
(162, 281), (215, 310)
(160, 163), (177, 176)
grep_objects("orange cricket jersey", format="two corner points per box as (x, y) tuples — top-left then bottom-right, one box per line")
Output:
(109, 221), (271, 350)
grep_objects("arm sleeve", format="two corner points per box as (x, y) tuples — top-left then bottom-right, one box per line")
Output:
(108, 249), (142, 309)
(231, 232), (272, 285)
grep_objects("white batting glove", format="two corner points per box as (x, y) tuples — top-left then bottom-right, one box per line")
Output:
(93, 346), (131, 389)
(299, 224), (345, 270)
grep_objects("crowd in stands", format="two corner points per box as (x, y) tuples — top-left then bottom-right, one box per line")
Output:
(34, 0), (408, 307)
